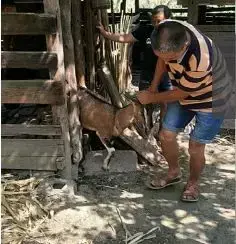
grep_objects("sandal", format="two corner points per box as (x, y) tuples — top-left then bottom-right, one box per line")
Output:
(146, 173), (182, 190)
(181, 182), (199, 202)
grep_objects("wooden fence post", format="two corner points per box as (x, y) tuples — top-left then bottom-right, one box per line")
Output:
(59, 0), (83, 167)
(187, 0), (199, 25)
(44, 0), (73, 179)
(84, 0), (96, 90)
(71, 0), (86, 88)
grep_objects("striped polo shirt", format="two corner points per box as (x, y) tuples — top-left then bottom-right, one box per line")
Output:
(159, 20), (233, 113)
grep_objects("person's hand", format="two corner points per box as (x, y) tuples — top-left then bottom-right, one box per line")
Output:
(147, 83), (158, 93)
(96, 22), (106, 35)
(137, 91), (155, 105)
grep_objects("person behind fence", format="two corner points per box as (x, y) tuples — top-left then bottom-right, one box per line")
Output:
(137, 20), (233, 202)
(97, 5), (172, 133)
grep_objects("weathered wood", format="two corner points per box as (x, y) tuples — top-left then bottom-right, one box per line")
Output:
(1, 156), (62, 171)
(205, 32), (235, 79)
(2, 79), (62, 89)
(59, 0), (83, 166)
(71, 0), (86, 87)
(97, 64), (123, 108)
(196, 25), (234, 32)
(2, 80), (64, 104)
(120, 0), (126, 13)
(1, 51), (58, 69)
(110, 0), (115, 33)
(120, 128), (166, 165)
(1, 124), (61, 136)
(206, 6), (235, 12)
(178, 0), (235, 6)
(187, 0), (198, 25)
(2, 139), (64, 157)
(198, 5), (207, 25)
(101, 10), (116, 85)
(135, 0), (139, 13)
(1, 13), (57, 35)
(44, 0), (74, 179)
(84, 0), (96, 90)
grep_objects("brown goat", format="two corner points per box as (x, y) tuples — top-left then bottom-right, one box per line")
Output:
(77, 88), (147, 170)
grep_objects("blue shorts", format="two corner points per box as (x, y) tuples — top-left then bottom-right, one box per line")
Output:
(139, 72), (172, 92)
(162, 102), (224, 144)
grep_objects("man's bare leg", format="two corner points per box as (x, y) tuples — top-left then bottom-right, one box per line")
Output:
(182, 140), (205, 201)
(151, 129), (181, 187)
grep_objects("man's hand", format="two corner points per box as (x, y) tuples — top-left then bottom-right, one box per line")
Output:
(96, 22), (106, 35)
(137, 91), (156, 105)
(147, 83), (158, 93)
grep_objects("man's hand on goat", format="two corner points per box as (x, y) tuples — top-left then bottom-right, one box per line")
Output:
(147, 83), (158, 93)
(137, 91), (156, 105)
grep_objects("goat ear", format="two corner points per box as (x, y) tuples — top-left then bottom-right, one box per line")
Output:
(114, 104), (135, 135)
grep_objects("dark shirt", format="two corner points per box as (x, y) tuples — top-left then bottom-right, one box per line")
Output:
(132, 24), (157, 81)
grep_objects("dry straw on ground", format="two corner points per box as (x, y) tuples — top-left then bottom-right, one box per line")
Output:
(1, 176), (51, 244)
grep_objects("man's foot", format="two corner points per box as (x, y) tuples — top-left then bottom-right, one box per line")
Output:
(146, 172), (182, 190)
(181, 182), (199, 202)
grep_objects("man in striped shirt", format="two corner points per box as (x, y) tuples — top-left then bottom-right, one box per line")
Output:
(137, 20), (232, 202)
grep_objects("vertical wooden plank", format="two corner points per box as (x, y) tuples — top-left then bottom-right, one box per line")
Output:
(110, 0), (115, 33)
(43, 0), (73, 179)
(187, 0), (199, 25)
(71, 0), (86, 88)
(58, 0), (83, 168)
(101, 10), (116, 84)
(135, 0), (139, 13)
(121, 0), (126, 14)
(198, 5), (207, 24)
(84, 0), (96, 90)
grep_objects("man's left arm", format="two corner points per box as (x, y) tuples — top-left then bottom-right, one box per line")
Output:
(137, 88), (189, 104)
(137, 70), (211, 104)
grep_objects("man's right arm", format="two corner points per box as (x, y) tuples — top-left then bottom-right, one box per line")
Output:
(148, 58), (167, 92)
(97, 23), (136, 43)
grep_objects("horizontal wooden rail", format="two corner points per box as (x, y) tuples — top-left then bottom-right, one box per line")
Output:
(2, 139), (64, 156)
(1, 156), (62, 171)
(2, 13), (57, 35)
(2, 79), (64, 104)
(1, 124), (62, 136)
(196, 25), (234, 32)
(1, 51), (58, 69)
(1, 139), (65, 170)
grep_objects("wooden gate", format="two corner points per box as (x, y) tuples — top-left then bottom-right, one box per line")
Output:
(1, 0), (73, 179)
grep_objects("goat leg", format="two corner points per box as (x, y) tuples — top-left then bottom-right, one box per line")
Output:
(97, 134), (115, 171)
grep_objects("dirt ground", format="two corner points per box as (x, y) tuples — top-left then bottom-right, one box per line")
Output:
(16, 130), (234, 244)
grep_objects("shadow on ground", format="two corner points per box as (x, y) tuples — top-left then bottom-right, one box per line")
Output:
(34, 133), (235, 244)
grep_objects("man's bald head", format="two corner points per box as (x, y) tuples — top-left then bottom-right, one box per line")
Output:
(151, 21), (188, 53)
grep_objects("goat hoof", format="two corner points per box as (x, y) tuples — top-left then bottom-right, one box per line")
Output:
(102, 166), (109, 171)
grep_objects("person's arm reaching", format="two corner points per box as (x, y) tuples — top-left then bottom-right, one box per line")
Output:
(137, 88), (189, 104)
(97, 22), (137, 43)
(148, 58), (167, 92)
(138, 70), (212, 104)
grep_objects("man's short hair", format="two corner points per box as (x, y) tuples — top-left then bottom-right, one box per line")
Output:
(151, 21), (188, 52)
(152, 5), (172, 19)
